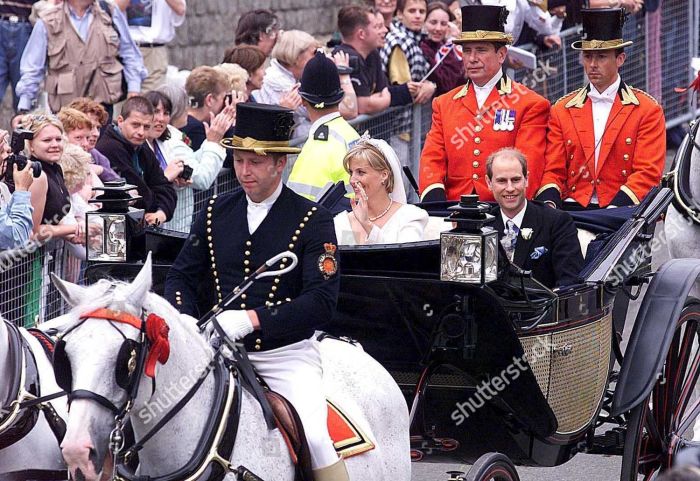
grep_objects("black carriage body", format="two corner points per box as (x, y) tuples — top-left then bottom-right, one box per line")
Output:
(83, 189), (675, 470)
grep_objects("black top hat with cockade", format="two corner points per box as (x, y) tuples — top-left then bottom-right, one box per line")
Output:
(454, 5), (513, 45)
(299, 51), (345, 109)
(572, 8), (633, 51)
(220, 103), (301, 154)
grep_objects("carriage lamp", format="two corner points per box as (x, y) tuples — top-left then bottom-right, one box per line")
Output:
(440, 195), (498, 285)
(86, 180), (145, 263)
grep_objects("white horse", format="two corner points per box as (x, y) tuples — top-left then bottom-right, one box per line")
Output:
(52, 257), (411, 481)
(665, 121), (700, 299)
(0, 316), (68, 478)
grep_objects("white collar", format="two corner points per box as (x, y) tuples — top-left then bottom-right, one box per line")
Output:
(589, 75), (621, 101)
(472, 70), (503, 91)
(501, 201), (527, 229)
(308, 112), (341, 139)
(246, 180), (283, 208)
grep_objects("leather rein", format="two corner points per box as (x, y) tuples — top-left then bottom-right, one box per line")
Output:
(62, 308), (265, 481)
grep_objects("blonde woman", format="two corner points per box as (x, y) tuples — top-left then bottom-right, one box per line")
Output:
(257, 30), (318, 138)
(214, 63), (250, 99)
(334, 139), (428, 245)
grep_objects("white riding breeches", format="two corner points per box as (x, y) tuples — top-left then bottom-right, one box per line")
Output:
(248, 336), (339, 469)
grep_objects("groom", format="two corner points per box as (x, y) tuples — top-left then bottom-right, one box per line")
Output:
(486, 148), (584, 288)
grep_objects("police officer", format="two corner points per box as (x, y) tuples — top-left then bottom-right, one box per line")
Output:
(165, 103), (348, 481)
(536, 8), (665, 209)
(418, 4), (550, 202)
(287, 51), (360, 203)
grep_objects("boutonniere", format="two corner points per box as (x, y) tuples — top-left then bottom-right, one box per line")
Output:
(520, 228), (533, 240)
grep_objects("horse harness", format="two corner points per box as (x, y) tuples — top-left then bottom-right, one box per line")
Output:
(664, 118), (700, 225)
(55, 307), (269, 481)
(0, 320), (68, 481)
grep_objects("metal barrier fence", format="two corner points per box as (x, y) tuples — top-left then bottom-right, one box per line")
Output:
(5, 0), (698, 327)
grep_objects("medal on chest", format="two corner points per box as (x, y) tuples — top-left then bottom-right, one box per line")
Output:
(493, 109), (516, 132)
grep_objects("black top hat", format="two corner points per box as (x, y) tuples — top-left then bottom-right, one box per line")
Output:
(299, 51), (345, 109)
(454, 5), (513, 45)
(572, 8), (633, 50)
(220, 103), (301, 154)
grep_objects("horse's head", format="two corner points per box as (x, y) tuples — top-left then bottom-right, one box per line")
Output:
(50, 255), (179, 481)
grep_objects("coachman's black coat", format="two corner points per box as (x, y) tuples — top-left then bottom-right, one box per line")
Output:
(164, 186), (340, 352)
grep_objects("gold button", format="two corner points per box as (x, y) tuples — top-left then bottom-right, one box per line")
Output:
(277, 301), (282, 305)
(303, 216), (309, 222)
(265, 301), (273, 307)
(244, 250), (251, 256)
(246, 240), (252, 246)
(255, 339), (261, 344)
(473, 149), (480, 156)
(279, 263), (285, 269)
(214, 277), (219, 283)
(212, 270), (218, 277)
(623, 154), (630, 161)
(472, 174), (479, 180)
(254, 345), (261, 351)
(299, 223), (305, 228)
(474, 137), (481, 144)
(244, 260), (250, 265)
(272, 286), (277, 291)
(473, 161), (479, 168)
(285, 298), (291, 302)
(244, 276), (248, 280)
(292, 236), (298, 241)
(567, 139), (572, 145)
(474, 125), (483, 133)
(312, 207), (317, 211)
(176, 291), (181, 295)
(306, 211), (312, 216)
(570, 170), (575, 177)
(207, 227), (212, 233)
(572, 186), (576, 192)
(295, 230), (300, 235)
(211, 263), (216, 269)
(288, 243), (294, 249)
(268, 293), (275, 299)
(596, 179), (601, 185)
(622, 169), (628, 176)
(626, 137), (632, 145)
(240, 303), (246, 308)
(274, 278), (280, 284)
(207, 236), (212, 241)
(570, 154), (574, 160)
(207, 206), (213, 212)
(245, 268), (250, 274)
(590, 180), (594, 185)
(241, 294), (247, 299)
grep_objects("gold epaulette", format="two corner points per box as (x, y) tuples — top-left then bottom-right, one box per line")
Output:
(563, 87), (588, 108)
(555, 89), (581, 105)
(631, 87), (659, 105)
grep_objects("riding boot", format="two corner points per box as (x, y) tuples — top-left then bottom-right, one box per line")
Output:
(312, 458), (349, 481)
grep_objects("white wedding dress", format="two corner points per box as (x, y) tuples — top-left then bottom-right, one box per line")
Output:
(334, 204), (429, 245)
(332, 138), (429, 245)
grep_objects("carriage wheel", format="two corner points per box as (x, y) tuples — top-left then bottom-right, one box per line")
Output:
(462, 452), (520, 481)
(621, 299), (700, 481)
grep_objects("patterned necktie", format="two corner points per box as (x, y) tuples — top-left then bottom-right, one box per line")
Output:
(505, 220), (519, 261)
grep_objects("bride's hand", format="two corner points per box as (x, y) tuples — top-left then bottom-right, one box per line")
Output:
(350, 182), (371, 231)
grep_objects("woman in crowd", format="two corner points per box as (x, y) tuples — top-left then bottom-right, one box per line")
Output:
(380, 0), (436, 103)
(64, 98), (120, 182)
(222, 45), (267, 101)
(419, 2), (464, 96)
(370, 0), (397, 29)
(235, 9), (281, 57)
(214, 63), (249, 100)
(22, 115), (86, 244)
(257, 30), (318, 138)
(56, 108), (106, 193)
(144, 88), (233, 232)
(334, 139), (428, 245)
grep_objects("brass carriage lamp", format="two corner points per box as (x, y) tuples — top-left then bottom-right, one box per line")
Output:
(85, 180), (146, 263)
(440, 195), (499, 284)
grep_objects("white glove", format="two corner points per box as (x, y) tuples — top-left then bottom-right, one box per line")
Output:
(208, 310), (254, 341)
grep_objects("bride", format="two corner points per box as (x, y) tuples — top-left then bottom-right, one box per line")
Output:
(334, 139), (428, 245)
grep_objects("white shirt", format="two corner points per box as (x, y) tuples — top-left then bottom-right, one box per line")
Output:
(247, 181), (283, 235)
(589, 75), (621, 202)
(473, 70), (503, 109)
(127, 0), (186, 44)
(500, 201), (527, 232)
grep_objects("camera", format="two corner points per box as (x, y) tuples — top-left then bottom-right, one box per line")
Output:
(3, 128), (42, 182)
(178, 164), (193, 181)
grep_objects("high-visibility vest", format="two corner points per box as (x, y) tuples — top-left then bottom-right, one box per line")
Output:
(288, 114), (360, 200)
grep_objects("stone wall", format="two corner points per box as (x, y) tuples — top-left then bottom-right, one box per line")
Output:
(1, 0), (353, 128)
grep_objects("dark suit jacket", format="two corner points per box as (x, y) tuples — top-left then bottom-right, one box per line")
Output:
(96, 124), (177, 220)
(164, 185), (340, 352)
(493, 201), (584, 288)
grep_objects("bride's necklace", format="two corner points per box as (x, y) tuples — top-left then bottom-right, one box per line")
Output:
(369, 198), (393, 222)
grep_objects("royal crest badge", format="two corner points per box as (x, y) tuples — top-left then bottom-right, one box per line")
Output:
(318, 243), (338, 279)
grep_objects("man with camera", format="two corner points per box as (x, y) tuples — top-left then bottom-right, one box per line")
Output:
(0, 129), (35, 249)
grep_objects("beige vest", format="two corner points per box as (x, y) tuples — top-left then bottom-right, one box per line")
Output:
(41, 1), (124, 112)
